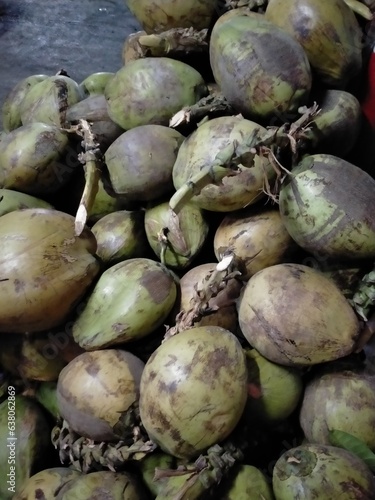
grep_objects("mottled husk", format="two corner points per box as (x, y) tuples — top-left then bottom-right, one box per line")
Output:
(57, 350), (144, 442)
(139, 325), (248, 459)
(265, 0), (363, 87)
(279, 154), (375, 259)
(237, 263), (359, 367)
(209, 14), (312, 122)
(272, 444), (375, 499)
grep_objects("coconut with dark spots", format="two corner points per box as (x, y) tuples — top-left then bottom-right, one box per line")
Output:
(214, 208), (295, 280)
(0, 332), (69, 382)
(56, 349), (144, 442)
(72, 258), (177, 349)
(300, 367), (375, 451)
(20, 75), (84, 127)
(13, 467), (81, 500)
(0, 122), (76, 195)
(0, 208), (100, 333)
(91, 209), (149, 266)
(104, 124), (184, 201)
(55, 470), (146, 500)
(237, 263), (359, 367)
(302, 89), (361, 157)
(144, 200), (209, 269)
(272, 443), (375, 499)
(279, 154), (375, 260)
(209, 14), (312, 123)
(105, 57), (208, 130)
(125, 0), (218, 33)
(2, 74), (48, 132)
(0, 395), (55, 500)
(139, 325), (248, 459)
(172, 115), (275, 212)
(265, 0), (363, 88)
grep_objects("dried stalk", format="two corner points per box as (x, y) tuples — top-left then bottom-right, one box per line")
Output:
(123, 27), (208, 63)
(154, 437), (246, 499)
(51, 402), (156, 473)
(67, 119), (102, 236)
(169, 103), (320, 215)
(164, 252), (241, 341)
(170, 92), (235, 128)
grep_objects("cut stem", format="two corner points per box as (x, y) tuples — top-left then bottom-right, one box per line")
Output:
(70, 119), (102, 236)
(343, 0), (373, 19)
(169, 164), (238, 215)
(164, 252), (241, 341)
(123, 27), (208, 63)
(169, 103), (319, 215)
(170, 91), (235, 128)
(154, 436), (246, 499)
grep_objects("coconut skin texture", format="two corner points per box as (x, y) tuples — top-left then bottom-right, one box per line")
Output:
(57, 350), (145, 442)
(209, 14), (312, 122)
(126, 0), (218, 33)
(0, 208), (100, 333)
(105, 57), (208, 130)
(214, 208), (295, 280)
(300, 368), (375, 451)
(104, 124), (184, 201)
(272, 444), (375, 499)
(265, 0), (362, 88)
(237, 263), (359, 367)
(279, 154), (375, 260)
(139, 326), (248, 459)
(72, 258), (177, 349)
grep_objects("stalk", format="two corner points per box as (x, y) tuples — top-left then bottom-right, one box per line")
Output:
(66, 119), (102, 236)
(220, 0), (269, 12)
(169, 91), (235, 128)
(123, 27), (208, 63)
(154, 435), (247, 499)
(51, 402), (156, 473)
(169, 104), (320, 215)
(343, 0), (372, 19)
(164, 252), (242, 341)
(350, 268), (375, 352)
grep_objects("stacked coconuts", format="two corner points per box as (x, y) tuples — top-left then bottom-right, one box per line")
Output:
(1, 0), (375, 498)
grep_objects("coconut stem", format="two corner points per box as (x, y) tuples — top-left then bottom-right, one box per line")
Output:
(169, 92), (235, 128)
(350, 268), (375, 322)
(221, 0), (269, 12)
(169, 103), (320, 214)
(349, 265), (375, 352)
(343, 0), (373, 19)
(164, 252), (242, 341)
(169, 135), (258, 215)
(123, 27), (208, 63)
(70, 119), (102, 236)
(154, 438), (246, 499)
(158, 227), (169, 266)
(169, 165), (238, 215)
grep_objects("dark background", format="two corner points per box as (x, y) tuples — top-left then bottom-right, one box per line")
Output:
(0, 0), (141, 118)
